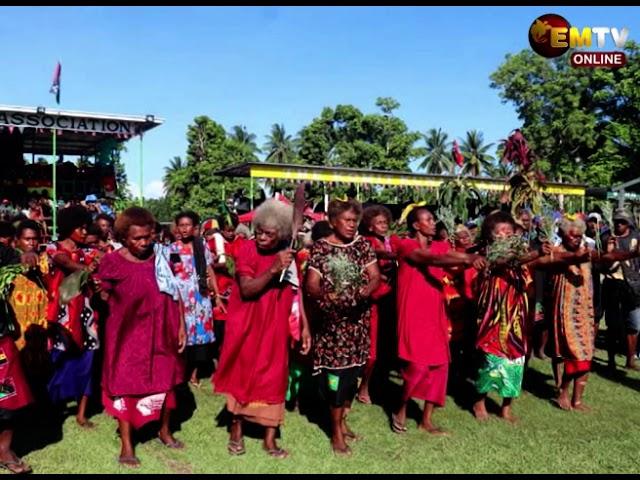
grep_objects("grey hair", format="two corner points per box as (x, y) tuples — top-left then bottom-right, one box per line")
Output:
(559, 217), (586, 236)
(454, 224), (470, 238)
(252, 199), (293, 240)
(234, 223), (252, 239)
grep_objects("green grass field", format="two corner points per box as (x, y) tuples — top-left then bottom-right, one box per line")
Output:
(13, 351), (640, 474)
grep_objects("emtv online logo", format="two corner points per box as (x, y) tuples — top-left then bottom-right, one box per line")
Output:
(529, 13), (629, 68)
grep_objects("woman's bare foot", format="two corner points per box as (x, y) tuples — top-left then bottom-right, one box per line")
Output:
(119, 445), (139, 468)
(551, 395), (572, 411)
(473, 400), (489, 421)
(158, 430), (185, 449)
(118, 455), (141, 468)
(499, 407), (519, 423)
(343, 426), (363, 442)
(572, 402), (591, 412)
(331, 441), (352, 457)
(0, 451), (32, 474)
(76, 417), (96, 429)
(417, 423), (450, 436)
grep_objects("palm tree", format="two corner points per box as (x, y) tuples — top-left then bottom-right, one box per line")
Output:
(229, 125), (260, 155)
(163, 156), (185, 196)
(263, 124), (296, 164)
(486, 160), (514, 179)
(418, 128), (452, 174)
(261, 124), (298, 194)
(460, 130), (495, 177)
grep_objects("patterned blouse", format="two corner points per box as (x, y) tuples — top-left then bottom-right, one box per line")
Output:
(307, 236), (377, 372)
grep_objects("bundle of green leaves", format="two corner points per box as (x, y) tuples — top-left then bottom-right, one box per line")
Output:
(326, 253), (364, 289)
(59, 270), (91, 304)
(0, 264), (26, 300)
(486, 236), (529, 266)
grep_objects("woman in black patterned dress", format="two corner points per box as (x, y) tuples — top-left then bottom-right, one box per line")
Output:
(306, 199), (380, 456)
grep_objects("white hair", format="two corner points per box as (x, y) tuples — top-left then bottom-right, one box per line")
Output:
(559, 217), (586, 236)
(252, 199), (293, 240)
(234, 224), (251, 239)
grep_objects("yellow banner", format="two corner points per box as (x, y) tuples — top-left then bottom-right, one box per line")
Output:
(248, 165), (585, 197)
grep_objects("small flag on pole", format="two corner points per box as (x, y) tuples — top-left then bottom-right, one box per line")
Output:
(49, 61), (61, 104)
(453, 140), (464, 167)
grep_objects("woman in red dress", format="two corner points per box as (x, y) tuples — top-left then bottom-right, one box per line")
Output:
(357, 205), (397, 405)
(97, 207), (186, 467)
(393, 207), (483, 435)
(215, 199), (310, 458)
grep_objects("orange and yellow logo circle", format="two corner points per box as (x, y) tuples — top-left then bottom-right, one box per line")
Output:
(529, 14), (571, 58)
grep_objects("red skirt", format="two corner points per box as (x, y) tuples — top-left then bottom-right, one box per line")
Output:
(102, 390), (176, 430)
(564, 359), (591, 376)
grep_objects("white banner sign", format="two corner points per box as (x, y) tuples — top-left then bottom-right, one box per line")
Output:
(0, 111), (141, 135)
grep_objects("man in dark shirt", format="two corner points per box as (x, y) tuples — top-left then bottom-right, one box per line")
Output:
(602, 209), (640, 371)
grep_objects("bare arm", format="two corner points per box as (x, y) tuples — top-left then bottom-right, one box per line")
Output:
(405, 249), (478, 268)
(360, 261), (381, 299)
(238, 270), (277, 301)
(52, 252), (89, 273)
(207, 264), (221, 297)
(595, 248), (640, 265)
(297, 292), (311, 355)
(305, 268), (323, 301)
(207, 263), (227, 312)
(19, 251), (39, 269)
(177, 296), (187, 353)
(528, 249), (590, 270)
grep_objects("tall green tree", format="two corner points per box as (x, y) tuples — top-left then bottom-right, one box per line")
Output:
(375, 96), (401, 116)
(297, 100), (420, 172)
(418, 128), (452, 174)
(145, 196), (173, 223)
(163, 116), (251, 217)
(490, 42), (640, 186)
(163, 156), (187, 198)
(485, 160), (514, 179)
(297, 100), (420, 201)
(263, 124), (297, 164)
(460, 130), (494, 177)
(262, 123), (299, 195)
(229, 125), (260, 156)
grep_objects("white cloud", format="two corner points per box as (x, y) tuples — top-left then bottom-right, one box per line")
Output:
(144, 180), (165, 199)
(127, 180), (165, 199)
(127, 182), (139, 199)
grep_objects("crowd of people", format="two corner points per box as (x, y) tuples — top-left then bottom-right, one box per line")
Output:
(0, 192), (639, 471)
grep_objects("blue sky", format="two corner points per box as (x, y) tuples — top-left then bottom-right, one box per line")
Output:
(1, 6), (637, 198)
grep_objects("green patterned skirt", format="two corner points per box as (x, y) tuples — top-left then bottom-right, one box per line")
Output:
(476, 353), (525, 398)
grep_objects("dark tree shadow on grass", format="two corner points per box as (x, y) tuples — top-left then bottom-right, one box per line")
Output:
(521, 365), (557, 401)
(591, 359), (640, 394)
(13, 400), (66, 458)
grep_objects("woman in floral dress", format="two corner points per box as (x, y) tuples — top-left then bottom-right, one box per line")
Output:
(170, 211), (224, 386)
(306, 199), (380, 456)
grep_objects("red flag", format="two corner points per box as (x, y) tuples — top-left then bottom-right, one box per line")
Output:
(453, 140), (464, 167)
(49, 61), (61, 104)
